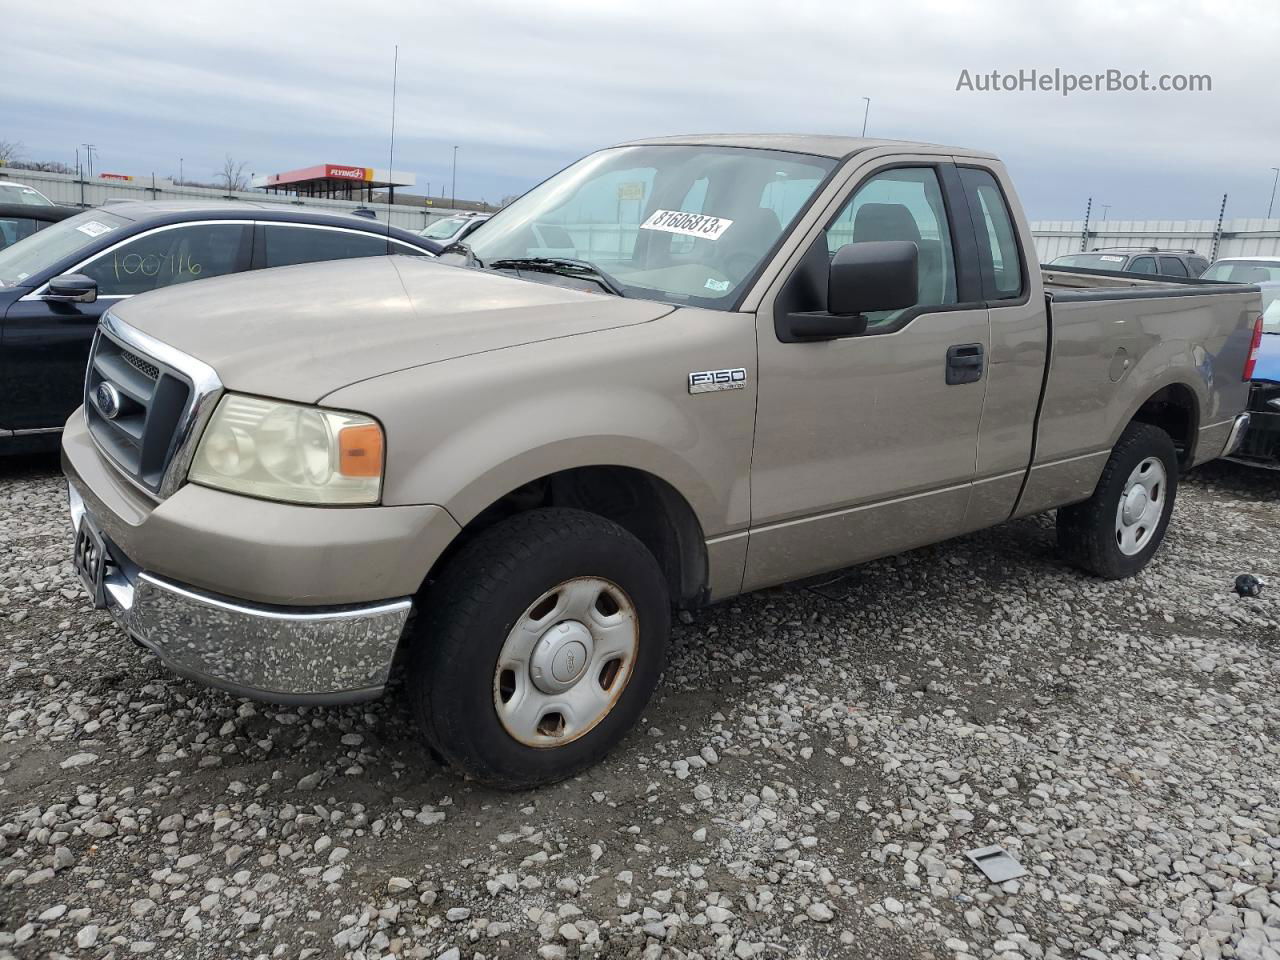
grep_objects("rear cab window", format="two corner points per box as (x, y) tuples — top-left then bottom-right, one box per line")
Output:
(958, 167), (1024, 300)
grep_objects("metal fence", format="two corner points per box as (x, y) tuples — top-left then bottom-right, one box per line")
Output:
(1029, 219), (1280, 263)
(9, 165), (1280, 265)
(0, 167), (467, 232)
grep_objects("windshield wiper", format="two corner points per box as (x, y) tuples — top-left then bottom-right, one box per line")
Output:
(488, 257), (625, 297)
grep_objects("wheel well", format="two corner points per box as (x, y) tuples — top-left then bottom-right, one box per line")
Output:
(427, 467), (710, 607)
(1131, 384), (1198, 468)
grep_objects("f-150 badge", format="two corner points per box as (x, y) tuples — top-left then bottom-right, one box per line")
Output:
(688, 368), (747, 394)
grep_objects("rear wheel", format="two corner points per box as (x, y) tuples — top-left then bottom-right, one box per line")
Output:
(1057, 422), (1179, 579)
(410, 508), (670, 789)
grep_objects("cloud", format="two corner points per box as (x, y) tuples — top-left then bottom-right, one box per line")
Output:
(4, 0), (1277, 216)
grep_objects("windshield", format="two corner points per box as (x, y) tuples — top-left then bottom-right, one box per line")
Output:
(0, 209), (129, 287)
(1202, 260), (1280, 284)
(421, 217), (469, 240)
(463, 145), (837, 309)
(0, 183), (54, 206)
(1050, 253), (1135, 270)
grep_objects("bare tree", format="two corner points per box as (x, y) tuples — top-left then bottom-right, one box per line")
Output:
(217, 154), (251, 192)
(0, 139), (23, 168)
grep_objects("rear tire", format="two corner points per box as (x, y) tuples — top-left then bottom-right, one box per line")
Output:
(409, 508), (670, 790)
(1056, 422), (1179, 579)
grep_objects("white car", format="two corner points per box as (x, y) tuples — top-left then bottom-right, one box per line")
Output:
(0, 181), (55, 206)
(419, 213), (490, 244)
(1200, 256), (1280, 283)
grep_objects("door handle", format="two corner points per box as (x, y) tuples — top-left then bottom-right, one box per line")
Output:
(946, 343), (985, 385)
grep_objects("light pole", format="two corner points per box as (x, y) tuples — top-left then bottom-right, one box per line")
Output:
(1268, 167), (1280, 220)
(451, 146), (458, 208)
(1099, 204), (1111, 221)
(860, 97), (871, 137)
(81, 144), (96, 178)
(179, 157), (183, 185)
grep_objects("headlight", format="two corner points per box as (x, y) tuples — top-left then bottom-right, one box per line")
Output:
(189, 394), (383, 505)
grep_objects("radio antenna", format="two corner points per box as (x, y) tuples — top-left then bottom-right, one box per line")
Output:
(386, 44), (398, 237)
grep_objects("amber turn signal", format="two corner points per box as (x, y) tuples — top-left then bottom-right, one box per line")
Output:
(338, 423), (384, 477)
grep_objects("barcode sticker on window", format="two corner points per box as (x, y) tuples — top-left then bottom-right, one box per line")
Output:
(640, 210), (734, 241)
(76, 221), (115, 238)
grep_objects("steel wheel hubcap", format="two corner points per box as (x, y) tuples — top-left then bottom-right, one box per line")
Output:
(1115, 456), (1166, 556)
(493, 577), (638, 748)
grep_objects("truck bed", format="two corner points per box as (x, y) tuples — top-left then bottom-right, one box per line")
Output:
(1013, 268), (1261, 517)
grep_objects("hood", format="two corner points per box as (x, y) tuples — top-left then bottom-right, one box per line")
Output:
(108, 257), (673, 402)
(1254, 333), (1280, 384)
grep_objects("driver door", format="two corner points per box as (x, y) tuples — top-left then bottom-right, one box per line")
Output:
(744, 160), (990, 590)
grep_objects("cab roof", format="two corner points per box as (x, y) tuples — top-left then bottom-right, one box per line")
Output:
(619, 133), (998, 161)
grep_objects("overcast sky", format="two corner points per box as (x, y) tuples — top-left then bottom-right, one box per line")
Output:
(5, 0), (1278, 220)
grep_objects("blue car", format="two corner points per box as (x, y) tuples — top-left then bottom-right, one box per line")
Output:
(0, 201), (441, 450)
(1224, 278), (1280, 468)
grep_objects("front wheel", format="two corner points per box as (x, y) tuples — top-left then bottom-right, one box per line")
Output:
(409, 508), (670, 789)
(1057, 422), (1179, 579)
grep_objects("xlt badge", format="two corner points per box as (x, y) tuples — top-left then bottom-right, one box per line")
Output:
(688, 368), (747, 394)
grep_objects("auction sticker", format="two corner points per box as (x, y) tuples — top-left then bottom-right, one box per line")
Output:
(640, 209), (734, 240)
(76, 221), (115, 238)
(1098, 255), (1125, 262)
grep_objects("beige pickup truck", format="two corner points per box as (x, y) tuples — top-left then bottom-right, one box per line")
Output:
(62, 135), (1262, 788)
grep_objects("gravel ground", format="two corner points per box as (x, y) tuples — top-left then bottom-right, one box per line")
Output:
(1, 452), (1278, 960)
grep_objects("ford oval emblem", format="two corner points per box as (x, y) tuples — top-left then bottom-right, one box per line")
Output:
(95, 382), (122, 420)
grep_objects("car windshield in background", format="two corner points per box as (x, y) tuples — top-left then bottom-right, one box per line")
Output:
(0, 183), (54, 206)
(421, 217), (469, 240)
(0, 209), (129, 287)
(463, 145), (837, 309)
(1201, 260), (1280, 284)
(1050, 253), (1135, 271)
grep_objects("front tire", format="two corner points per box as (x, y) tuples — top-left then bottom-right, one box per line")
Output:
(1056, 422), (1179, 579)
(410, 508), (670, 789)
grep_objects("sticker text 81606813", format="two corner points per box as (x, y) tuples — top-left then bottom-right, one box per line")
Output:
(640, 209), (734, 241)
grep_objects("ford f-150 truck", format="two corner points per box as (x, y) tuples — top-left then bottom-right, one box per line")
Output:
(62, 135), (1263, 789)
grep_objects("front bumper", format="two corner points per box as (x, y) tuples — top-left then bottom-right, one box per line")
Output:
(69, 483), (411, 704)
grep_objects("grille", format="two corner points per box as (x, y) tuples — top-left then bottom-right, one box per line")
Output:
(85, 328), (193, 494)
(120, 348), (160, 381)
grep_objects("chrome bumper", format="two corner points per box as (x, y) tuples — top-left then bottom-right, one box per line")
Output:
(1222, 412), (1252, 458)
(68, 484), (411, 705)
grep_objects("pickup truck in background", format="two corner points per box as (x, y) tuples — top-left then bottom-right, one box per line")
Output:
(1048, 247), (1210, 278)
(62, 134), (1262, 789)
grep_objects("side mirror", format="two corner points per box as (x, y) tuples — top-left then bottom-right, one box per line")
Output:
(44, 274), (98, 304)
(829, 240), (919, 316)
(776, 240), (919, 342)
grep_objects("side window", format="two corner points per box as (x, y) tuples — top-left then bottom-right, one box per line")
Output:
(1189, 257), (1209, 276)
(81, 224), (247, 296)
(263, 226), (391, 268)
(1158, 256), (1189, 277)
(958, 168), (1024, 299)
(1129, 257), (1157, 275)
(824, 167), (957, 328)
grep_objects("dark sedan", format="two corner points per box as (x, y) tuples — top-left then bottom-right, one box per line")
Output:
(0, 201), (440, 448)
